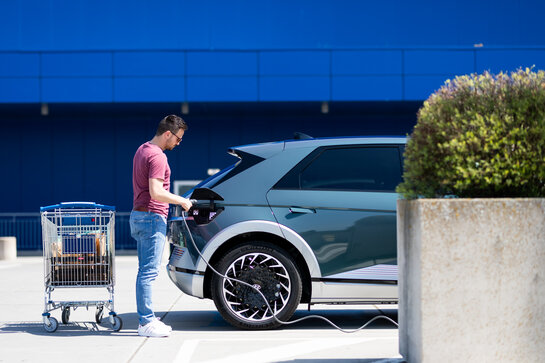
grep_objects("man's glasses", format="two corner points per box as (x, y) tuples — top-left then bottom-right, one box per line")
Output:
(170, 131), (182, 143)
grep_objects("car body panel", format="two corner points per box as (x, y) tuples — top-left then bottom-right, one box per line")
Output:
(311, 281), (397, 303)
(267, 189), (398, 277)
(167, 248), (204, 297)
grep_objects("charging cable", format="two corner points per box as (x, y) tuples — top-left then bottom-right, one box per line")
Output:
(180, 210), (399, 333)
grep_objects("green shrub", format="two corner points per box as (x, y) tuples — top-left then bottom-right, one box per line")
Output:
(397, 68), (545, 199)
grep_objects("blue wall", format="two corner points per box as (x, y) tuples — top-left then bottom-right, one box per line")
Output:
(3, 48), (545, 103)
(1, 1), (544, 50)
(1, 1), (545, 104)
(4, 47), (545, 103)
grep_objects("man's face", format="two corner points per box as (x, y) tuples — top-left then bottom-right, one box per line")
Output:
(166, 129), (185, 150)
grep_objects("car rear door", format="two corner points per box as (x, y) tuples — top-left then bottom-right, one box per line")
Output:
(266, 144), (403, 281)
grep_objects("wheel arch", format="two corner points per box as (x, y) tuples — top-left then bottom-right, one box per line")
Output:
(203, 231), (313, 303)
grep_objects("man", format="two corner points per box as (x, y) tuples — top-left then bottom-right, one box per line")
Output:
(130, 114), (193, 337)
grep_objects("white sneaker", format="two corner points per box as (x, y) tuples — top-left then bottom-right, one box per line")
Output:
(138, 320), (171, 337)
(155, 317), (172, 332)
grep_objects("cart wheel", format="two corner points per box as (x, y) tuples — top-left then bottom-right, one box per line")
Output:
(111, 315), (123, 332)
(61, 307), (70, 324)
(44, 317), (58, 333)
(95, 307), (104, 324)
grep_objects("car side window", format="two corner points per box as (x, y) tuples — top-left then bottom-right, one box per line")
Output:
(299, 147), (402, 192)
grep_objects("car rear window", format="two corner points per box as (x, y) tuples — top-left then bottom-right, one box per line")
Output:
(196, 150), (265, 190)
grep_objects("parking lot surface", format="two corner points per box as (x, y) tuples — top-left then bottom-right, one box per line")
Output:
(0, 255), (401, 363)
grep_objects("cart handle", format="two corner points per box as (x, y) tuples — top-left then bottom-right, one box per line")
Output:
(40, 202), (116, 212)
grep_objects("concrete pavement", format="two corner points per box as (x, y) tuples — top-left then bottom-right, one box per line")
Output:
(0, 255), (402, 363)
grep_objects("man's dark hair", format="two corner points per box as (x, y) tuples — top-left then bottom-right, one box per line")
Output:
(156, 114), (188, 136)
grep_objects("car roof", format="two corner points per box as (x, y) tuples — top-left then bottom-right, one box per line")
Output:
(230, 135), (406, 159)
(283, 135), (407, 149)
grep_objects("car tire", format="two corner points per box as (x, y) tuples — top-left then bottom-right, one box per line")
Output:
(211, 241), (302, 330)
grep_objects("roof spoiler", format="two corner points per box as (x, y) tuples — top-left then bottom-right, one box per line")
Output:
(293, 132), (313, 140)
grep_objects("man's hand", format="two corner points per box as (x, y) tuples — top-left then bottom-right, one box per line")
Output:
(180, 198), (193, 212)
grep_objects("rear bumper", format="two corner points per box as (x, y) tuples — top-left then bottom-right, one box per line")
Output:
(166, 246), (205, 298)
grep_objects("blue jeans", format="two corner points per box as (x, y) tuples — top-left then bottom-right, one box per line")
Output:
(130, 211), (167, 326)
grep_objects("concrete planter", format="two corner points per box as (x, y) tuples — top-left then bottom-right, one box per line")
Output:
(397, 198), (545, 363)
(0, 237), (17, 261)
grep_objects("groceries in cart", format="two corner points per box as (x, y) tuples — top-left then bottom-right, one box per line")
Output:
(49, 232), (109, 286)
(40, 202), (122, 333)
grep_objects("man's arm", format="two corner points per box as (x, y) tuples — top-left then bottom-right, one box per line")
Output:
(149, 178), (193, 211)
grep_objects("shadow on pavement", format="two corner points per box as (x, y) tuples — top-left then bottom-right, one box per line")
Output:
(0, 308), (397, 335)
(159, 308), (398, 332)
(0, 320), (136, 337)
(287, 308), (398, 330)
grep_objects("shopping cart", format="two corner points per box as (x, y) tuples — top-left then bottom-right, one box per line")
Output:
(40, 202), (122, 332)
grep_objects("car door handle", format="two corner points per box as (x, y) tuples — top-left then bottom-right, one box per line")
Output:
(289, 207), (316, 214)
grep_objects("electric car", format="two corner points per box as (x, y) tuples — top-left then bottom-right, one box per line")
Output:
(167, 135), (406, 329)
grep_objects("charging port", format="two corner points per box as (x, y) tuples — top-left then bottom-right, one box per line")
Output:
(187, 188), (224, 225)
